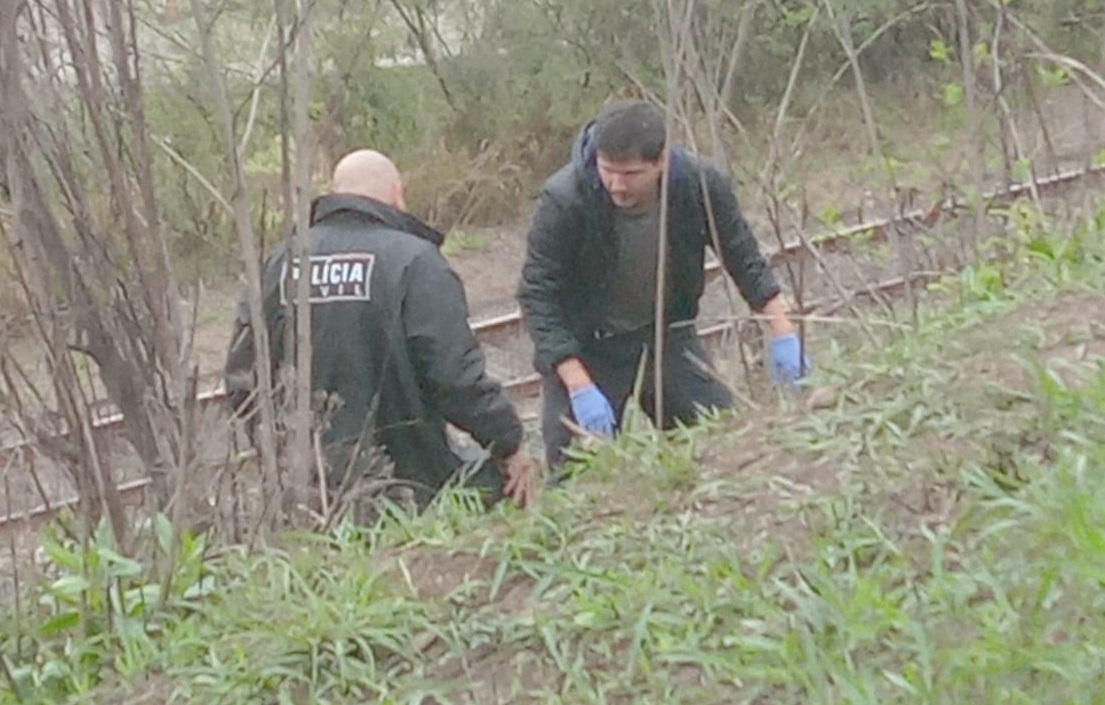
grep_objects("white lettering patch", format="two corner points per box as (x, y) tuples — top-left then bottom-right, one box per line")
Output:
(279, 253), (376, 305)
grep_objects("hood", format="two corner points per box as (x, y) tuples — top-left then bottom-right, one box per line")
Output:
(309, 193), (445, 247)
(569, 119), (692, 196)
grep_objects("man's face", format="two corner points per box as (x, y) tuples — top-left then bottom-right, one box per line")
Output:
(596, 152), (665, 210)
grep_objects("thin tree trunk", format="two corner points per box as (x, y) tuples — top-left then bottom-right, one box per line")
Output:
(291, 0), (315, 514)
(187, 0), (283, 536)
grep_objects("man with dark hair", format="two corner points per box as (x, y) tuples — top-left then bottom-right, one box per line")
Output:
(518, 99), (811, 469)
(225, 149), (539, 510)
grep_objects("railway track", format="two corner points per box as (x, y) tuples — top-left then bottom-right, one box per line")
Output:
(0, 272), (939, 537)
(2, 163), (1103, 536)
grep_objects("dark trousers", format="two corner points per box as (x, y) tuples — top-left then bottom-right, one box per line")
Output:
(541, 326), (735, 469)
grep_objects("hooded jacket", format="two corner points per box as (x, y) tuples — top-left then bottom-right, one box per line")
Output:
(224, 194), (523, 497)
(517, 122), (782, 375)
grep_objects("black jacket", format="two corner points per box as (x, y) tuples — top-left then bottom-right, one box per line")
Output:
(224, 194), (523, 495)
(517, 122), (782, 375)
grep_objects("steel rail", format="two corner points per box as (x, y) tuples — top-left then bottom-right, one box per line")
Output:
(0, 478), (150, 536)
(2, 164), (1101, 534)
(468, 163), (1105, 343)
(0, 269), (954, 535)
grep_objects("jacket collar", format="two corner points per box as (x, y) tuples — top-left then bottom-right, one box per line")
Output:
(309, 193), (445, 247)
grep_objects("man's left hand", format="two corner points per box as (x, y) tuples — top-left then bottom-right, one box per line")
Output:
(770, 332), (812, 385)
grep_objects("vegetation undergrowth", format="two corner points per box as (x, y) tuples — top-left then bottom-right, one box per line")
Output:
(3, 207), (1105, 703)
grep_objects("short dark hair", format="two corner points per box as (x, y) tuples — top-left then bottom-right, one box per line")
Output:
(593, 99), (666, 162)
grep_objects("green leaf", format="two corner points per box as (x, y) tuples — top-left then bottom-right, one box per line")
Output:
(40, 658), (71, 682)
(37, 610), (81, 637)
(782, 6), (814, 27)
(94, 515), (116, 549)
(1036, 65), (1071, 88)
(1013, 157), (1032, 180)
(48, 574), (92, 600)
(97, 547), (144, 579)
(183, 575), (218, 600)
(818, 205), (842, 227)
(929, 40), (950, 62)
(941, 83), (964, 107)
(155, 513), (174, 556)
(883, 668), (919, 694)
(1026, 238), (1056, 260)
(124, 584), (163, 616)
(42, 534), (83, 573)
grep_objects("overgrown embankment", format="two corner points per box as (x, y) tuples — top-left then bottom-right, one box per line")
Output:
(4, 206), (1105, 703)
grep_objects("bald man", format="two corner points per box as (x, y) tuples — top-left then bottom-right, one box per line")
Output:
(224, 149), (538, 511)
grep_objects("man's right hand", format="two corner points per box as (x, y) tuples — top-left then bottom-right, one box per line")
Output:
(770, 332), (812, 386)
(555, 357), (616, 437)
(568, 384), (616, 437)
(502, 451), (540, 509)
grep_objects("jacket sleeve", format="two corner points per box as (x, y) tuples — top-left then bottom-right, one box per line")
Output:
(703, 165), (782, 311)
(403, 250), (524, 459)
(223, 246), (287, 418)
(223, 298), (257, 417)
(516, 192), (583, 375)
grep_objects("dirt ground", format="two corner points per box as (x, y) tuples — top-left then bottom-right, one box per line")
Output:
(708, 290), (1105, 548)
(353, 288), (1105, 703)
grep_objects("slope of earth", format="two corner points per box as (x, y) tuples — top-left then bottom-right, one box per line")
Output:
(6, 194), (1105, 703)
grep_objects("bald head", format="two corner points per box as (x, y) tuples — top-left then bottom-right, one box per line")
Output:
(330, 149), (405, 210)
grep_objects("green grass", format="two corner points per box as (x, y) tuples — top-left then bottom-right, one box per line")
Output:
(3, 206), (1105, 704)
(440, 229), (490, 257)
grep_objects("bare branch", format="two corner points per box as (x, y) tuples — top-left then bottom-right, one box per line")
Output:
(389, 0), (458, 111)
(822, 0), (884, 165)
(238, 13), (280, 158)
(187, 0), (282, 536)
(150, 134), (235, 215)
(290, 0), (316, 514)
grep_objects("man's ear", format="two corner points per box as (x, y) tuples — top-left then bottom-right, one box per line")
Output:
(391, 180), (407, 212)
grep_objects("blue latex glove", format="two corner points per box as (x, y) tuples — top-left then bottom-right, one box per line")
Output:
(569, 384), (616, 437)
(770, 333), (812, 385)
